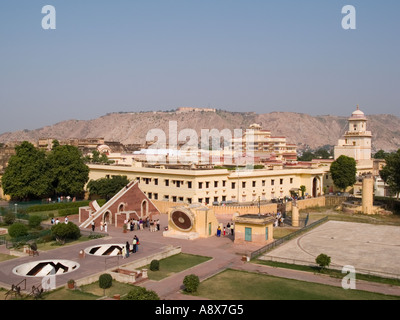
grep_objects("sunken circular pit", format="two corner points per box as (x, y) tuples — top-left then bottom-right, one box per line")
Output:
(13, 260), (80, 277)
(84, 244), (126, 257)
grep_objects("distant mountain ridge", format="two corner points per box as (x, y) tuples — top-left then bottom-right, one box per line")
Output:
(1, 109), (400, 152)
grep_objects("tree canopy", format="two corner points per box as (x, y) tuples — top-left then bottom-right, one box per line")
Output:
(298, 147), (333, 161)
(84, 150), (114, 165)
(1, 141), (89, 200)
(1, 141), (53, 200)
(87, 175), (130, 200)
(373, 150), (390, 160)
(380, 149), (400, 199)
(47, 144), (89, 197)
(329, 155), (357, 191)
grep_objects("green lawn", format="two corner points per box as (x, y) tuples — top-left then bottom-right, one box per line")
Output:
(41, 287), (99, 300)
(194, 269), (400, 300)
(40, 281), (142, 300)
(0, 252), (17, 262)
(145, 253), (212, 281)
(253, 259), (400, 287)
(79, 280), (139, 298)
(273, 227), (298, 239)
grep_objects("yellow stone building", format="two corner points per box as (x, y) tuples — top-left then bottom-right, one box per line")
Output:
(233, 214), (275, 246)
(87, 164), (325, 205)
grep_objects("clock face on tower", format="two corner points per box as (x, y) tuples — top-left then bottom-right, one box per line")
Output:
(171, 210), (193, 231)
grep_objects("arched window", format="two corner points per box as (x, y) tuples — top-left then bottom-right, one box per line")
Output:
(141, 200), (148, 217)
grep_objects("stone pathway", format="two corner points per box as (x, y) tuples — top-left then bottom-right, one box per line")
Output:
(0, 214), (399, 299)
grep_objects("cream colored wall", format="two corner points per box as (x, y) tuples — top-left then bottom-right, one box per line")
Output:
(87, 165), (326, 207)
(234, 222), (274, 245)
(193, 208), (219, 238)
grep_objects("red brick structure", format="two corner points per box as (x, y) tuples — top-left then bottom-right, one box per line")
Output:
(79, 181), (161, 229)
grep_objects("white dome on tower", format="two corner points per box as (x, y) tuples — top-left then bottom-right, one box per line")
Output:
(350, 105), (366, 120)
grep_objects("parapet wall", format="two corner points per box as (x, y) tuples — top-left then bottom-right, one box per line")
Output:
(152, 200), (277, 216)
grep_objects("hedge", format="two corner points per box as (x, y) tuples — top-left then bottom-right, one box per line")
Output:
(183, 274), (200, 293)
(26, 199), (106, 213)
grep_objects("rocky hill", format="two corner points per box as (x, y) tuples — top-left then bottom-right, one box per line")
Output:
(1, 109), (400, 152)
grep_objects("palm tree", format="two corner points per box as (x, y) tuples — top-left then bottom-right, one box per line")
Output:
(300, 185), (306, 198)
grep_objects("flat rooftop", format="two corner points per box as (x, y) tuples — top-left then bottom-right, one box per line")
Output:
(234, 214), (275, 225)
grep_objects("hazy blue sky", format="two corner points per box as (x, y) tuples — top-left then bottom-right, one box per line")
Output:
(1, 0), (399, 133)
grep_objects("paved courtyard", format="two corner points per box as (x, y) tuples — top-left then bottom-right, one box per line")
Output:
(260, 220), (400, 277)
(1, 216), (400, 299)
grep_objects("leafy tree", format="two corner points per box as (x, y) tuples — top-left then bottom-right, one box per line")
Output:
(374, 149), (389, 160)
(28, 215), (43, 229)
(52, 139), (60, 149)
(125, 287), (160, 300)
(87, 175), (130, 200)
(99, 273), (113, 295)
(51, 222), (81, 244)
(3, 212), (16, 225)
(150, 259), (160, 271)
(8, 222), (29, 238)
(91, 150), (101, 163)
(1, 141), (52, 200)
(298, 151), (314, 161)
(47, 144), (89, 197)
(314, 148), (332, 159)
(330, 155), (357, 191)
(298, 147), (333, 161)
(315, 253), (331, 270)
(85, 150), (114, 164)
(299, 185), (306, 198)
(183, 274), (200, 293)
(380, 149), (400, 199)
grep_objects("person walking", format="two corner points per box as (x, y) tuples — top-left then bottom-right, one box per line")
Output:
(223, 226), (226, 236)
(126, 241), (130, 257)
(91, 221), (95, 232)
(132, 237), (137, 253)
(217, 226), (221, 237)
(100, 221), (104, 231)
(104, 222), (108, 233)
(134, 235), (139, 252)
(230, 222), (234, 236)
(122, 245), (126, 259)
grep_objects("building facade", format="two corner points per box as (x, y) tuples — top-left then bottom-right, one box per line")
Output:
(87, 164), (325, 205)
(231, 124), (297, 163)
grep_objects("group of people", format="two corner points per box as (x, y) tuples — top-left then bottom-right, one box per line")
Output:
(81, 217), (161, 234)
(216, 222), (234, 237)
(121, 235), (140, 259)
(90, 220), (108, 232)
(47, 196), (76, 203)
(50, 216), (70, 225)
(124, 218), (160, 232)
